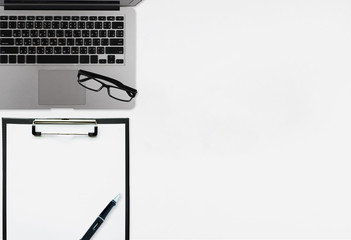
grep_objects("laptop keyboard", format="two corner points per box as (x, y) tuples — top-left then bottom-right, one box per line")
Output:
(0, 15), (125, 64)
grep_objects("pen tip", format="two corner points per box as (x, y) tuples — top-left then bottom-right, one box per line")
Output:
(114, 194), (121, 202)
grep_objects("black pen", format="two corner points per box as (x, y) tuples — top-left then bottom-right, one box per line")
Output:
(81, 194), (121, 240)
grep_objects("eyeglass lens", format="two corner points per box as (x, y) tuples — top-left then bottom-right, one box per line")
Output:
(79, 75), (133, 101)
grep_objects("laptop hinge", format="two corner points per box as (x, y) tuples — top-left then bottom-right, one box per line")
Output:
(4, 0), (120, 10)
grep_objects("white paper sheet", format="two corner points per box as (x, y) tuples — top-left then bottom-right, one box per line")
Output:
(4, 122), (127, 240)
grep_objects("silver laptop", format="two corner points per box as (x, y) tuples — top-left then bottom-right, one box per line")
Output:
(0, 0), (141, 109)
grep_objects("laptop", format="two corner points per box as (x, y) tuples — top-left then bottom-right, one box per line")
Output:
(0, 0), (141, 109)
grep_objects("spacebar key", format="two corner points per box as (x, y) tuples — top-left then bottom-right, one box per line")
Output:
(37, 55), (79, 64)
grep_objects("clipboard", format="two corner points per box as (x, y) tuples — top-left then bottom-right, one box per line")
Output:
(2, 118), (130, 240)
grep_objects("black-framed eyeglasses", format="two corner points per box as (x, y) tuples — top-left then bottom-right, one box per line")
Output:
(77, 69), (138, 102)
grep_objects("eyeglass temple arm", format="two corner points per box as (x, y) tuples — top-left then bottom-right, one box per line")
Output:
(78, 70), (137, 94)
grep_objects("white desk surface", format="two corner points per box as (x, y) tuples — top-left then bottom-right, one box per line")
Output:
(2, 0), (351, 239)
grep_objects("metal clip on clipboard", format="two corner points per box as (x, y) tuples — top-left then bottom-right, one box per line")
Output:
(32, 119), (98, 137)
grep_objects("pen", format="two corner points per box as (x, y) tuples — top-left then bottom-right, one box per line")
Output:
(81, 194), (121, 240)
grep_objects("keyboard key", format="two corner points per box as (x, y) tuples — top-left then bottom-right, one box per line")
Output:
(54, 16), (62, 20)
(72, 16), (79, 21)
(84, 39), (91, 46)
(82, 30), (89, 37)
(45, 16), (53, 20)
(101, 39), (108, 46)
(24, 38), (32, 45)
(62, 47), (70, 54)
(69, 22), (77, 29)
(103, 22), (111, 29)
(116, 59), (124, 64)
(108, 55), (115, 64)
(110, 39), (123, 46)
(67, 38), (75, 46)
(45, 47), (53, 54)
(81, 16), (88, 21)
(27, 16), (35, 20)
(28, 47), (36, 54)
(116, 16), (124, 21)
(9, 16), (17, 20)
(75, 38), (83, 46)
(106, 47), (123, 54)
(54, 47), (61, 54)
(49, 38), (57, 45)
(89, 16), (97, 21)
(80, 47), (87, 54)
(88, 47), (96, 54)
(0, 55), (8, 64)
(73, 30), (81, 37)
(20, 47), (27, 54)
(1, 30), (12, 37)
(95, 22), (102, 29)
(90, 55), (98, 64)
(86, 22), (94, 29)
(41, 38), (49, 45)
(17, 22), (25, 29)
(65, 30), (72, 37)
(39, 30), (46, 37)
(63, 16), (70, 20)
(91, 30), (98, 37)
(78, 22), (85, 29)
(80, 55), (89, 64)
(107, 16), (115, 21)
(18, 55), (25, 63)
(9, 55), (16, 63)
(48, 30), (55, 37)
(52, 22), (60, 29)
(26, 55), (35, 63)
(36, 16), (44, 20)
(58, 38), (66, 46)
(9, 22), (17, 29)
(34, 22), (42, 29)
(43, 22), (51, 29)
(18, 16), (26, 20)
(30, 30), (38, 37)
(0, 38), (14, 45)
(37, 47), (44, 54)
(22, 30), (29, 37)
(71, 47), (78, 54)
(37, 55), (78, 64)
(97, 47), (104, 54)
(33, 38), (40, 46)
(93, 38), (100, 46)
(56, 30), (64, 37)
(61, 22), (68, 29)
(15, 38), (23, 45)
(112, 22), (124, 29)
(13, 30), (20, 37)
(116, 30), (124, 37)
(99, 30), (107, 37)
(99, 59), (106, 64)
(0, 16), (8, 20)
(98, 16), (106, 21)
(0, 22), (8, 29)
(26, 22), (34, 29)
(108, 30), (115, 37)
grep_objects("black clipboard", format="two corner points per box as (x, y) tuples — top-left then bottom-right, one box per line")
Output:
(2, 118), (130, 240)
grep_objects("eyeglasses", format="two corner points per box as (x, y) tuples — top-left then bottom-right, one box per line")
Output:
(77, 70), (137, 102)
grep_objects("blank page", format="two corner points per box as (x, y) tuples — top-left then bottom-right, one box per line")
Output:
(5, 123), (126, 240)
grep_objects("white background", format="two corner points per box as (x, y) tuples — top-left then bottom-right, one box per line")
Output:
(2, 0), (351, 239)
